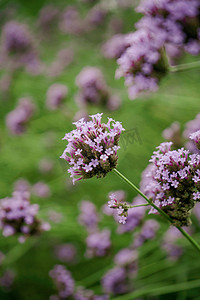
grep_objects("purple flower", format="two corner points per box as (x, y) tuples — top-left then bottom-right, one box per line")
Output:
(55, 244), (77, 263)
(1, 21), (42, 74)
(136, 0), (200, 56)
(102, 267), (128, 295)
(6, 97), (35, 135)
(78, 200), (99, 232)
(102, 34), (130, 59)
(146, 142), (200, 226)
(114, 248), (138, 270)
(162, 226), (191, 260)
(184, 113), (200, 153)
(133, 219), (160, 247)
(1, 21), (33, 54)
(59, 6), (85, 35)
(60, 113), (124, 184)
(162, 122), (182, 148)
(46, 48), (74, 78)
(37, 5), (59, 33)
(86, 229), (111, 258)
(0, 191), (49, 240)
(49, 265), (74, 299)
(32, 182), (51, 198)
(116, 28), (168, 100)
(46, 84), (68, 110)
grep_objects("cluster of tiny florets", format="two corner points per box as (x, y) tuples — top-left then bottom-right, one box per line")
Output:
(136, 0), (200, 56)
(146, 141), (200, 226)
(60, 113), (124, 184)
(0, 191), (50, 241)
(108, 193), (128, 224)
(116, 28), (168, 100)
(75, 67), (121, 111)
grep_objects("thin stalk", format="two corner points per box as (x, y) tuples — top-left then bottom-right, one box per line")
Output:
(113, 168), (200, 254)
(170, 60), (200, 72)
(113, 279), (200, 300)
(127, 204), (150, 209)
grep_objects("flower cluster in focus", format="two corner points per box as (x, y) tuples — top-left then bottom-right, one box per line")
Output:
(60, 113), (124, 184)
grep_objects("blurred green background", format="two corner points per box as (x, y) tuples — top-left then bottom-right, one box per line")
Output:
(0, 0), (200, 299)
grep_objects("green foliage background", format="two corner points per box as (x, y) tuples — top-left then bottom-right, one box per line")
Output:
(0, 0), (200, 299)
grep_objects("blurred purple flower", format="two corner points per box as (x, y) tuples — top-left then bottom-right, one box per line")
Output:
(32, 182), (51, 198)
(49, 265), (74, 299)
(46, 83), (68, 110)
(86, 229), (111, 258)
(55, 244), (77, 263)
(6, 97), (35, 135)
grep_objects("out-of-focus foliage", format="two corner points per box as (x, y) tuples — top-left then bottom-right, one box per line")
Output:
(0, 0), (200, 299)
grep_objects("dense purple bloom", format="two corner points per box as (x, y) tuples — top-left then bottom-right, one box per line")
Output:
(86, 229), (111, 257)
(14, 178), (30, 193)
(136, 0), (200, 55)
(6, 97), (35, 135)
(0, 191), (49, 240)
(190, 130), (200, 150)
(46, 84), (68, 110)
(1, 21), (42, 74)
(1, 21), (33, 54)
(55, 244), (77, 263)
(75, 67), (121, 110)
(145, 141), (200, 226)
(60, 113), (124, 184)
(183, 113), (200, 153)
(116, 28), (168, 99)
(32, 182), (51, 198)
(78, 200), (99, 232)
(114, 248), (138, 276)
(162, 122), (182, 148)
(102, 34), (130, 59)
(37, 5), (59, 33)
(59, 6), (85, 35)
(133, 219), (160, 247)
(102, 267), (128, 295)
(49, 265), (74, 299)
(162, 226), (191, 260)
(86, 6), (107, 27)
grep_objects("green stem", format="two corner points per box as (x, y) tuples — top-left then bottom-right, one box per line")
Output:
(113, 279), (200, 300)
(127, 204), (150, 209)
(170, 61), (200, 72)
(113, 168), (200, 254)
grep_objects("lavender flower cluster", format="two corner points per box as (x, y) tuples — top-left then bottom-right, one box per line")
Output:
(49, 264), (108, 300)
(102, 248), (138, 295)
(0, 191), (50, 241)
(116, 28), (168, 100)
(6, 97), (35, 135)
(115, 0), (200, 99)
(60, 113), (124, 184)
(136, 0), (200, 56)
(46, 84), (68, 110)
(78, 200), (111, 258)
(1, 21), (42, 75)
(75, 67), (121, 111)
(144, 140), (200, 226)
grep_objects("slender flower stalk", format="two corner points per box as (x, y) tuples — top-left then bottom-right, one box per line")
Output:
(113, 168), (200, 254)
(170, 61), (200, 73)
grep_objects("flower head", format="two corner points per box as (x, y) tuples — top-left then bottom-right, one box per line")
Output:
(116, 28), (168, 99)
(60, 114), (124, 184)
(146, 142), (200, 226)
